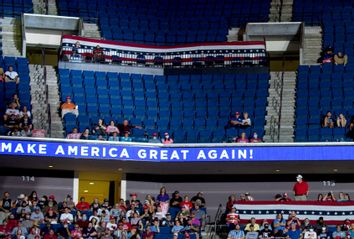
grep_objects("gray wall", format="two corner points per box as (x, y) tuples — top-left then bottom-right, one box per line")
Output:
(0, 176), (74, 201)
(126, 180), (354, 221)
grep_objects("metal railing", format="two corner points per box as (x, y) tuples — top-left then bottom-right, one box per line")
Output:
(207, 204), (223, 239)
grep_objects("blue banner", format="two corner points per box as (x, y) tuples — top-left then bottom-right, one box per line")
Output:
(0, 139), (354, 162)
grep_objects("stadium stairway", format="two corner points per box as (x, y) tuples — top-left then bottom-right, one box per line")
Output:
(32, 0), (57, 15)
(29, 64), (49, 132)
(264, 72), (296, 142)
(82, 23), (101, 39)
(302, 26), (322, 64)
(278, 71), (296, 142)
(268, 0), (293, 22)
(32, 0), (46, 14)
(264, 72), (281, 142)
(46, 65), (64, 138)
(280, 0), (294, 22)
(0, 17), (21, 56)
(226, 28), (240, 42)
(269, 0), (281, 22)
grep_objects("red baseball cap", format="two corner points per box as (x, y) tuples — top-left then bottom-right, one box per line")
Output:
(235, 112), (240, 115)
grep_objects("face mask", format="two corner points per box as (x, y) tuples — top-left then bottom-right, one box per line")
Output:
(166, 136), (169, 139)
(309, 229), (314, 232)
(254, 134), (258, 139)
(297, 178), (301, 182)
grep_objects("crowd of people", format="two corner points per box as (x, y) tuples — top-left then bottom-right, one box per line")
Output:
(2, 93), (32, 137)
(0, 189), (207, 239)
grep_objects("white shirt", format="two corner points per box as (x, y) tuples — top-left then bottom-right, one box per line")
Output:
(304, 231), (317, 239)
(60, 213), (73, 223)
(19, 111), (31, 118)
(242, 118), (252, 126)
(6, 108), (19, 116)
(5, 71), (18, 80)
(106, 222), (117, 231)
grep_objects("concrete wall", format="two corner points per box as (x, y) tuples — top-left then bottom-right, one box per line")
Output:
(0, 176), (74, 202)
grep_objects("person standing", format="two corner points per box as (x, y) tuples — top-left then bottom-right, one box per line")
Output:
(293, 175), (309, 201)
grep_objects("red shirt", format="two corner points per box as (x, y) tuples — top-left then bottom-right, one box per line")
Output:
(180, 201), (193, 209)
(226, 212), (239, 224)
(293, 181), (309, 195)
(76, 202), (90, 211)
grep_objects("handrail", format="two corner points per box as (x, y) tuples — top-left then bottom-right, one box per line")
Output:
(208, 204), (223, 239)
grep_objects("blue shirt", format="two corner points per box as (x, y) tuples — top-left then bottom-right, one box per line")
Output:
(288, 229), (302, 239)
(228, 230), (245, 239)
(273, 219), (286, 231)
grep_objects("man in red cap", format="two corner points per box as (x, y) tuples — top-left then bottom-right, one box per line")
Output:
(61, 96), (78, 118)
(226, 112), (243, 129)
(293, 175), (309, 201)
(149, 132), (161, 143)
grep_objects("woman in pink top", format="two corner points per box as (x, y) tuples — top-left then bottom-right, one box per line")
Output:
(162, 132), (174, 144)
(106, 120), (120, 136)
(236, 132), (249, 143)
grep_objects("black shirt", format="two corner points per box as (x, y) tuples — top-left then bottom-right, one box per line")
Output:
(2, 198), (11, 211)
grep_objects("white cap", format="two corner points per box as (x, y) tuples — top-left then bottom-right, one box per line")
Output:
(296, 174), (303, 179)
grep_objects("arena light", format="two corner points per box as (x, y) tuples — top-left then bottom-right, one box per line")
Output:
(89, 182), (94, 185)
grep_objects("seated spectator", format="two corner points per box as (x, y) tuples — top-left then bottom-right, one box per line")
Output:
(259, 222), (273, 239)
(245, 225), (259, 239)
(76, 197), (90, 211)
(342, 219), (351, 231)
(226, 194), (237, 213)
(30, 207), (44, 224)
(19, 106), (31, 119)
(162, 132), (174, 144)
(244, 192), (254, 201)
(318, 226), (330, 239)
(334, 52), (348, 65)
(93, 119), (107, 136)
(61, 96), (78, 118)
(44, 208), (58, 224)
(287, 211), (301, 227)
(97, 135), (106, 141)
(4, 65), (19, 84)
(236, 132), (249, 143)
(319, 47), (334, 64)
(192, 204), (206, 231)
(228, 224), (245, 239)
(322, 111), (334, 128)
(93, 45), (105, 63)
(66, 128), (81, 139)
(336, 113), (347, 128)
(3, 102), (20, 133)
(260, 220), (272, 231)
(191, 192), (206, 208)
(120, 132), (132, 142)
(171, 220), (184, 239)
(149, 133), (161, 143)
(332, 225), (344, 239)
(322, 191), (336, 202)
(142, 226), (154, 239)
(117, 119), (142, 136)
(180, 196), (193, 210)
(108, 132), (120, 141)
(106, 120), (120, 136)
(59, 207), (73, 224)
(0, 67), (5, 82)
(315, 217), (327, 233)
(244, 217), (260, 232)
(337, 192), (350, 202)
(249, 132), (262, 143)
(11, 94), (21, 109)
(228, 112), (242, 128)
(80, 128), (90, 140)
(273, 213), (286, 232)
(18, 114), (32, 137)
(275, 192), (292, 202)
(226, 207), (239, 229)
(71, 41), (82, 60)
(242, 112), (251, 127)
